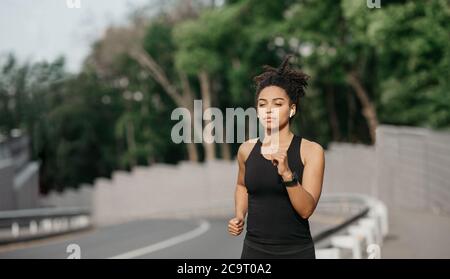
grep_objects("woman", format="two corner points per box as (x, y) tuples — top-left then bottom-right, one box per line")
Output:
(228, 55), (325, 259)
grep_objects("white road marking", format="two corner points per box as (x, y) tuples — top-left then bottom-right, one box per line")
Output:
(108, 220), (210, 259)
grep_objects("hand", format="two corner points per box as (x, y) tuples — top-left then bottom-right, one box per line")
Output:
(228, 216), (245, 236)
(264, 149), (293, 180)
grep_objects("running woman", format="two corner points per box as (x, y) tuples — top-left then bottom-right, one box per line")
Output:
(228, 55), (325, 259)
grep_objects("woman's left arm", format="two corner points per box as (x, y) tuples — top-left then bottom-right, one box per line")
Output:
(279, 142), (325, 219)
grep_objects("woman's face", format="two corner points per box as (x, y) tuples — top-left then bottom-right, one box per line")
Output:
(257, 85), (294, 130)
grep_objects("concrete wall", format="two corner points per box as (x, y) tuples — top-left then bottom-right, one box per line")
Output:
(2, 124), (448, 226)
(39, 184), (93, 209)
(0, 160), (40, 210)
(0, 135), (40, 210)
(321, 142), (376, 196)
(0, 159), (15, 210)
(323, 125), (450, 215)
(14, 162), (40, 209)
(89, 124), (450, 226)
(375, 125), (450, 215)
(92, 160), (237, 225)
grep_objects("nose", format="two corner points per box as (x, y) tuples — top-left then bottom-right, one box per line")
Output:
(265, 105), (278, 116)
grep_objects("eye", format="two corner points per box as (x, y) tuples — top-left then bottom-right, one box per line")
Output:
(258, 103), (266, 107)
(275, 103), (282, 106)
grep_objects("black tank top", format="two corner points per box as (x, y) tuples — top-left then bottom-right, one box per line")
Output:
(244, 133), (313, 247)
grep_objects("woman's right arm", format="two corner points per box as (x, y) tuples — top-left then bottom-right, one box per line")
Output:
(235, 143), (249, 219)
(228, 142), (250, 236)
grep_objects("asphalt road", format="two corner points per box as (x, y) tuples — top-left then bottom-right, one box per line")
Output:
(0, 216), (336, 259)
(0, 218), (244, 259)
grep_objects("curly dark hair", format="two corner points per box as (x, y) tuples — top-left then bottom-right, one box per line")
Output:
(253, 54), (310, 122)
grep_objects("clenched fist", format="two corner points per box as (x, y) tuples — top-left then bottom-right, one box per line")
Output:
(228, 216), (245, 236)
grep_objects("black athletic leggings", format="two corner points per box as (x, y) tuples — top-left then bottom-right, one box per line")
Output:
(240, 239), (316, 259)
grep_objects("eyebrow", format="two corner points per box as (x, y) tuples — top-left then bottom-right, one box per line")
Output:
(258, 97), (286, 102)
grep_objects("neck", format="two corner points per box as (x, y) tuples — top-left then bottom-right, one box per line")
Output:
(262, 123), (293, 145)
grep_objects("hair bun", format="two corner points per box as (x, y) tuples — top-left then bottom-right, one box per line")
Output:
(253, 54), (310, 112)
(276, 54), (294, 75)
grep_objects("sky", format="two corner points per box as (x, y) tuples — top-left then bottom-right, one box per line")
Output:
(0, 0), (159, 73)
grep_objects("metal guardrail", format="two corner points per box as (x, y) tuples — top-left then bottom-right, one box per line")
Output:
(0, 207), (92, 245)
(312, 193), (389, 259)
(0, 193), (388, 259)
(313, 206), (370, 243)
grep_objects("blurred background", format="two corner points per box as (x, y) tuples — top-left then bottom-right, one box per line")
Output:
(0, 0), (449, 259)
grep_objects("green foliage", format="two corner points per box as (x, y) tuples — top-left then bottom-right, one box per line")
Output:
(1, 0), (449, 192)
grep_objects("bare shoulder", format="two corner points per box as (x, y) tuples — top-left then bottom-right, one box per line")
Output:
(301, 138), (325, 165)
(237, 138), (259, 164)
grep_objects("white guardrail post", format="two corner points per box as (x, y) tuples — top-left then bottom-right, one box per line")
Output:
(315, 193), (388, 259)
